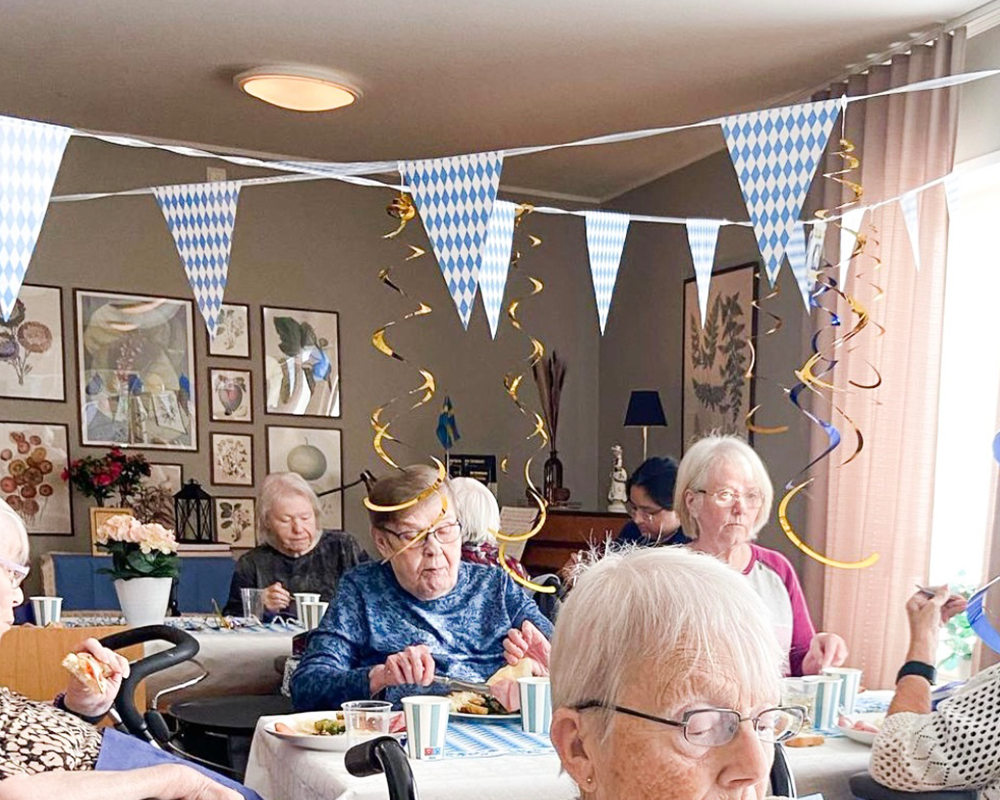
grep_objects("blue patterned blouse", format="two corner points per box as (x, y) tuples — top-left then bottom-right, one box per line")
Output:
(290, 560), (553, 710)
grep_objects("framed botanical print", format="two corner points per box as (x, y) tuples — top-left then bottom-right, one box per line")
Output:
(131, 462), (183, 528)
(262, 306), (341, 418)
(682, 262), (758, 450)
(0, 285), (66, 401)
(215, 497), (256, 549)
(210, 368), (252, 423)
(208, 303), (250, 358)
(211, 432), (253, 486)
(0, 422), (72, 535)
(89, 506), (132, 554)
(266, 425), (342, 529)
(75, 290), (197, 450)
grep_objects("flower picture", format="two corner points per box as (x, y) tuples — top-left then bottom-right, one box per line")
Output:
(267, 425), (342, 528)
(0, 285), (65, 401)
(215, 497), (256, 548)
(208, 303), (250, 358)
(263, 306), (340, 418)
(95, 513), (180, 580)
(210, 368), (252, 422)
(212, 433), (253, 486)
(0, 423), (71, 535)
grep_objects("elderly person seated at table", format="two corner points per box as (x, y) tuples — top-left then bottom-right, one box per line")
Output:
(223, 472), (367, 617)
(676, 433), (848, 676)
(550, 546), (804, 800)
(0, 501), (251, 800)
(451, 476), (529, 581)
(618, 456), (689, 548)
(870, 585), (1000, 799)
(291, 464), (553, 711)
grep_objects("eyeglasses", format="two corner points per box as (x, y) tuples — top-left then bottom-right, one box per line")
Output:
(381, 520), (462, 547)
(695, 488), (765, 510)
(625, 501), (667, 521)
(0, 555), (29, 589)
(573, 702), (805, 747)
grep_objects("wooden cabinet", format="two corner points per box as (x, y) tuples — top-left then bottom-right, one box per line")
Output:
(521, 510), (629, 575)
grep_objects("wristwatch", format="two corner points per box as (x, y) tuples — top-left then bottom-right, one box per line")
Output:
(896, 660), (936, 684)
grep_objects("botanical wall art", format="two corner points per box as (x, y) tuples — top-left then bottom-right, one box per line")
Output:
(266, 425), (342, 529)
(0, 285), (65, 401)
(263, 306), (340, 418)
(210, 368), (252, 422)
(208, 303), (250, 358)
(75, 290), (197, 450)
(215, 497), (256, 549)
(211, 432), (253, 486)
(0, 422), (71, 535)
(132, 463), (183, 527)
(682, 262), (757, 449)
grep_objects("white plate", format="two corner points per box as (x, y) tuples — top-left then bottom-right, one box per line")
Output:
(837, 712), (885, 746)
(264, 711), (349, 751)
(451, 711), (520, 723)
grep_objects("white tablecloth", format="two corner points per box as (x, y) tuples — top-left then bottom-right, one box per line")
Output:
(785, 737), (872, 800)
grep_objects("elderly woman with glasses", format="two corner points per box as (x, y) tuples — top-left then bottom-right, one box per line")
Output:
(550, 546), (805, 800)
(291, 464), (553, 711)
(676, 434), (847, 676)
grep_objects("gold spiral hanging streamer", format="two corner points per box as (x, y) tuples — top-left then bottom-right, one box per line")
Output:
(745, 279), (789, 436)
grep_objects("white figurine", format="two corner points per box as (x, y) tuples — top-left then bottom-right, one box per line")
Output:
(607, 444), (628, 513)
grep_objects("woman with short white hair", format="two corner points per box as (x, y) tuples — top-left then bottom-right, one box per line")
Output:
(222, 472), (366, 617)
(550, 546), (804, 800)
(675, 433), (847, 676)
(451, 477), (529, 580)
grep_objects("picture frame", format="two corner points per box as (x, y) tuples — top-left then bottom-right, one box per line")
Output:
(210, 368), (253, 423)
(208, 303), (250, 359)
(262, 306), (341, 418)
(211, 432), (254, 486)
(89, 506), (133, 555)
(215, 496), (257, 549)
(266, 425), (342, 529)
(131, 462), (183, 528)
(75, 290), (198, 450)
(0, 284), (66, 402)
(0, 422), (72, 535)
(682, 262), (758, 450)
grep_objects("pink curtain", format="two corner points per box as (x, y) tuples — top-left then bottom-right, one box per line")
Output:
(804, 32), (966, 689)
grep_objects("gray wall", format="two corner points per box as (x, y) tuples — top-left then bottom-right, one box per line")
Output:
(956, 26), (1000, 164)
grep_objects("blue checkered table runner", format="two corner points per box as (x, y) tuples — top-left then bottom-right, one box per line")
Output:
(440, 720), (554, 759)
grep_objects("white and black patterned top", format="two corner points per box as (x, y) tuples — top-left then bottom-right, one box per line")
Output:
(871, 663), (1000, 800)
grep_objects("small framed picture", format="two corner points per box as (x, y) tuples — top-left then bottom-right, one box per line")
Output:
(0, 284), (66, 402)
(0, 422), (72, 535)
(89, 506), (133, 555)
(208, 303), (250, 358)
(210, 368), (252, 423)
(215, 497), (257, 549)
(211, 433), (254, 486)
(266, 425), (342, 528)
(131, 463), (183, 528)
(262, 306), (341, 418)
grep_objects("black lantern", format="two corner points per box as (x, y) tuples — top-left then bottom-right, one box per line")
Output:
(174, 479), (216, 543)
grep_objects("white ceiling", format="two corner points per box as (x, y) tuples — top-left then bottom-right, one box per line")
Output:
(0, 0), (985, 200)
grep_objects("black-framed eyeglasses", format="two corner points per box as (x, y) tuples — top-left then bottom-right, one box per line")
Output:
(625, 500), (667, 521)
(573, 701), (805, 747)
(0, 554), (29, 589)
(380, 519), (462, 546)
(695, 488), (765, 510)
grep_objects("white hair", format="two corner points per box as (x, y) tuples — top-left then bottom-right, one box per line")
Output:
(550, 546), (784, 739)
(674, 433), (774, 540)
(450, 477), (500, 545)
(257, 472), (322, 546)
(0, 498), (29, 564)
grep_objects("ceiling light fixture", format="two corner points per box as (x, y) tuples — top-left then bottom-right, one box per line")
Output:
(234, 66), (360, 112)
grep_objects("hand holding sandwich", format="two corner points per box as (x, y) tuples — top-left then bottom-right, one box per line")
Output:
(62, 638), (130, 719)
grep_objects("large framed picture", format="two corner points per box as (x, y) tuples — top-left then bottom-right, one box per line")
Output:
(0, 422), (72, 535)
(266, 425), (342, 529)
(0, 285), (66, 401)
(211, 433), (254, 486)
(208, 303), (250, 358)
(75, 290), (197, 450)
(682, 262), (758, 450)
(262, 306), (341, 418)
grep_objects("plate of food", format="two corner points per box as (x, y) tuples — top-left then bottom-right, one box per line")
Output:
(837, 712), (886, 746)
(265, 711), (348, 751)
(445, 660), (534, 722)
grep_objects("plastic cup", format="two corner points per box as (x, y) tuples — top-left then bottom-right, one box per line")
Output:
(30, 596), (62, 626)
(780, 677), (816, 723)
(821, 666), (862, 714)
(402, 696), (450, 760)
(294, 592), (321, 623)
(299, 600), (329, 631)
(240, 587), (266, 621)
(517, 676), (552, 735)
(342, 699), (393, 748)
(803, 675), (842, 731)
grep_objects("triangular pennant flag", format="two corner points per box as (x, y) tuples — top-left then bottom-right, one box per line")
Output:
(720, 98), (843, 286)
(944, 172), (962, 220)
(685, 219), (721, 327)
(0, 116), (72, 321)
(838, 207), (866, 289)
(479, 199), (516, 339)
(585, 211), (629, 335)
(153, 181), (241, 338)
(399, 152), (504, 329)
(899, 190), (922, 271)
(786, 221), (812, 311)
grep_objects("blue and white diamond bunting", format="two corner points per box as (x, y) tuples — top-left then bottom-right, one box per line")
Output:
(585, 211), (629, 335)
(400, 152), (504, 329)
(479, 199), (517, 340)
(721, 98), (843, 286)
(899, 190), (922, 272)
(0, 116), (72, 320)
(785, 221), (813, 311)
(685, 219), (721, 327)
(153, 181), (242, 338)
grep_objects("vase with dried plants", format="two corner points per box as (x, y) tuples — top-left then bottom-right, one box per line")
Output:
(533, 351), (569, 505)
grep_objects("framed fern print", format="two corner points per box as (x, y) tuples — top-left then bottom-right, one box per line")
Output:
(682, 262), (758, 450)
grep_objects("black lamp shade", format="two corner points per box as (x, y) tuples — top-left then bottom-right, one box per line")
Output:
(624, 390), (667, 427)
(174, 479), (216, 543)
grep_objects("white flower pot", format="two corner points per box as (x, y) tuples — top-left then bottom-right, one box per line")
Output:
(114, 577), (172, 628)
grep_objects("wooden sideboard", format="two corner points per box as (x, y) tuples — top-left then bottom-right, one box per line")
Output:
(520, 510), (629, 575)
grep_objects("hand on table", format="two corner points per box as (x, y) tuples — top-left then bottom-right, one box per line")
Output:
(503, 620), (551, 672)
(262, 581), (292, 614)
(369, 644), (436, 694)
(64, 637), (130, 718)
(801, 631), (849, 675)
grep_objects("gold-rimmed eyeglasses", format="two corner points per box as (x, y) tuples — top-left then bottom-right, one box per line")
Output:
(625, 501), (666, 521)
(380, 520), (462, 547)
(695, 488), (764, 510)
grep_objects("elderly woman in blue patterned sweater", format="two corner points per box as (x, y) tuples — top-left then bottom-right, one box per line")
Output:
(291, 465), (552, 711)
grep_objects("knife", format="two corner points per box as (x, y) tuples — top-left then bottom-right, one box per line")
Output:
(432, 675), (491, 694)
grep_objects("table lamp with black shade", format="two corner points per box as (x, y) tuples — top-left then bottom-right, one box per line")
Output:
(624, 390), (667, 462)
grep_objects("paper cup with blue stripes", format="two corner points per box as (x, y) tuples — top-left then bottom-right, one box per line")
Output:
(804, 675), (842, 731)
(299, 601), (328, 631)
(517, 677), (552, 735)
(821, 667), (862, 714)
(402, 695), (450, 760)
(30, 596), (62, 627)
(293, 593), (320, 624)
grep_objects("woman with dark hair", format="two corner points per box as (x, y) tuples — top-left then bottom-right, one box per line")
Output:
(616, 457), (689, 548)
